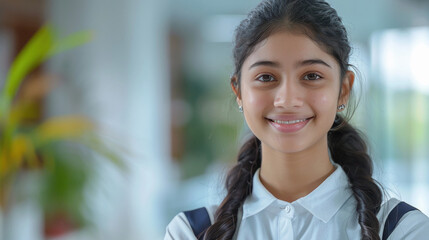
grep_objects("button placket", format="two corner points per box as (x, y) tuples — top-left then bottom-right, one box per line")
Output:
(284, 205), (291, 213)
(279, 203), (294, 218)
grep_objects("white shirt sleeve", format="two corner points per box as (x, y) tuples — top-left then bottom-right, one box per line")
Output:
(164, 212), (196, 240)
(388, 210), (429, 239)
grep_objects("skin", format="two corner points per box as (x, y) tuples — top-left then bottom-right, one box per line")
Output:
(231, 31), (354, 202)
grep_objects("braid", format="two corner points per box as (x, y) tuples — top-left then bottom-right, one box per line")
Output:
(329, 115), (383, 240)
(203, 136), (261, 240)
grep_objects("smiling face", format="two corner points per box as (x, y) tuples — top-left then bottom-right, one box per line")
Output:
(232, 31), (353, 155)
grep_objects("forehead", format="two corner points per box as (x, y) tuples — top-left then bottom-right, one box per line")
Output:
(242, 31), (339, 71)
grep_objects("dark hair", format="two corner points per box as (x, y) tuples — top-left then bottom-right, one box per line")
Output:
(204, 0), (383, 239)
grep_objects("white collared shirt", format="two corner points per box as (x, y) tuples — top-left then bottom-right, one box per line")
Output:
(165, 165), (429, 239)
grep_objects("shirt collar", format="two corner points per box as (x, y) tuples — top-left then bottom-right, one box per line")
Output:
(242, 168), (277, 219)
(242, 163), (353, 223)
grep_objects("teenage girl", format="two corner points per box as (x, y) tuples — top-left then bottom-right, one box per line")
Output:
(165, 0), (429, 239)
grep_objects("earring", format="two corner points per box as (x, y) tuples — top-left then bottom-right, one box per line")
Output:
(238, 105), (243, 112)
(337, 104), (345, 110)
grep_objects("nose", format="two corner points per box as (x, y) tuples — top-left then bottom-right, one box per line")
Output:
(273, 80), (304, 108)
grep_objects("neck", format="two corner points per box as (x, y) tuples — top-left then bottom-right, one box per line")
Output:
(259, 137), (335, 203)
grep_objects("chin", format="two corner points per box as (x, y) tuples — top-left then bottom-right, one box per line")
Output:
(268, 142), (309, 154)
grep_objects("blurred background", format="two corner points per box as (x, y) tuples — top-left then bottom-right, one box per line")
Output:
(0, 0), (428, 239)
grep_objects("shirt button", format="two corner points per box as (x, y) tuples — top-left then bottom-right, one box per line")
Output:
(284, 205), (291, 213)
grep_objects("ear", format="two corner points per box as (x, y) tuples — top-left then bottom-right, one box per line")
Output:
(338, 70), (355, 110)
(230, 75), (242, 106)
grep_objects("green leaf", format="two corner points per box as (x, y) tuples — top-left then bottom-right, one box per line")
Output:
(47, 30), (93, 58)
(0, 25), (92, 116)
(1, 25), (53, 115)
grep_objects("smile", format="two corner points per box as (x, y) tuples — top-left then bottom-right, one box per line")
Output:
(266, 117), (313, 133)
(272, 119), (307, 125)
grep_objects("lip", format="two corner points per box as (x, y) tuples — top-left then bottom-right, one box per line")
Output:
(266, 116), (313, 133)
(267, 115), (313, 121)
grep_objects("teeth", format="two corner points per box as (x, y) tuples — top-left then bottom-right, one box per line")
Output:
(273, 119), (307, 124)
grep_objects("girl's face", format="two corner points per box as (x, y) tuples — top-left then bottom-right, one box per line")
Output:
(233, 31), (353, 155)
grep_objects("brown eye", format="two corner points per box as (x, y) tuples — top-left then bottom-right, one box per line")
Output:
(257, 74), (275, 82)
(303, 73), (321, 81)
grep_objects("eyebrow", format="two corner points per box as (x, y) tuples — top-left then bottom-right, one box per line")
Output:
(248, 58), (332, 70)
(298, 59), (332, 68)
(249, 60), (280, 70)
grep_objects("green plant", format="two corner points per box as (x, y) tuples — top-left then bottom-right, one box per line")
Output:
(0, 24), (124, 236)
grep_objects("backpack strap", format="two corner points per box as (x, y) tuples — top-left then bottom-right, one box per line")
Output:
(183, 207), (212, 240)
(382, 201), (419, 240)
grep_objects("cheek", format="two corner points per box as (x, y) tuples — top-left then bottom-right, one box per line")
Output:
(242, 87), (270, 111)
(310, 92), (337, 115)
(317, 94), (330, 105)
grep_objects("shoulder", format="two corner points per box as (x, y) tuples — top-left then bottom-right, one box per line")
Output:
(378, 198), (429, 239)
(164, 212), (194, 240)
(164, 205), (218, 240)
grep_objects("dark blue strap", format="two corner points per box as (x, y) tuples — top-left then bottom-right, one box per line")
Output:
(183, 207), (212, 240)
(382, 201), (418, 240)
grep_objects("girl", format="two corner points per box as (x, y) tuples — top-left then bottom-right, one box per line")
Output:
(165, 0), (429, 239)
